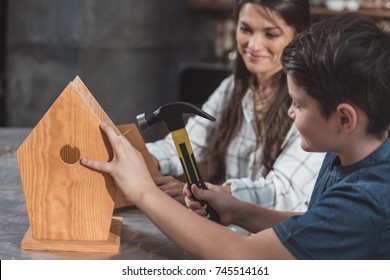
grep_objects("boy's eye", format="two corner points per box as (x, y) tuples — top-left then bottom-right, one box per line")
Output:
(292, 100), (301, 109)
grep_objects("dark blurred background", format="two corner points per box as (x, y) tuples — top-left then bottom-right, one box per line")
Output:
(0, 0), (232, 141)
(2, 0), (388, 141)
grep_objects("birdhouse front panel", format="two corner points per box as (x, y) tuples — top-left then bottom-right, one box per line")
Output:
(17, 78), (118, 242)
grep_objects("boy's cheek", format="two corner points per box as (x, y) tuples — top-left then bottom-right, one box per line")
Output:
(294, 119), (311, 140)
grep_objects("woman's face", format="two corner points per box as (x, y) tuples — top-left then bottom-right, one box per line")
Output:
(236, 3), (295, 80)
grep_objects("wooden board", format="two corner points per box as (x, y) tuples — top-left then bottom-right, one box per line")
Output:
(74, 76), (160, 209)
(72, 76), (120, 131)
(21, 217), (122, 253)
(16, 76), (159, 252)
(115, 124), (160, 208)
(17, 76), (118, 241)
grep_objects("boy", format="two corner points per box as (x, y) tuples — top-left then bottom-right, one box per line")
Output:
(81, 13), (390, 259)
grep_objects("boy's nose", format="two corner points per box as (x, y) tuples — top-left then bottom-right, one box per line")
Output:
(288, 105), (295, 120)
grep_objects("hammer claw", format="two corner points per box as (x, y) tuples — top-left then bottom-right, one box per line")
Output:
(136, 102), (220, 223)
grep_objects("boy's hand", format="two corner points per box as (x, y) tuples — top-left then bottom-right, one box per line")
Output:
(183, 182), (236, 226)
(81, 122), (156, 203)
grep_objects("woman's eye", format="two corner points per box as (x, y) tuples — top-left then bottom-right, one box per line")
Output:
(266, 32), (279, 39)
(238, 22), (252, 33)
(239, 26), (251, 33)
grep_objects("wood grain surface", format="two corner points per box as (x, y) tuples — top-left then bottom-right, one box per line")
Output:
(21, 217), (122, 252)
(17, 77), (118, 242)
(115, 123), (160, 208)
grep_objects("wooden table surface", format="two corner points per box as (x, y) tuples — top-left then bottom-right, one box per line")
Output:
(0, 127), (191, 260)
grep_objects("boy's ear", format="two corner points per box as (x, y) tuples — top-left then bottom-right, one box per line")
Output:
(336, 103), (357, 133)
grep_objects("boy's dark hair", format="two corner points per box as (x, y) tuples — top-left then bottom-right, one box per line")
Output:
(282, 13), (390, 137)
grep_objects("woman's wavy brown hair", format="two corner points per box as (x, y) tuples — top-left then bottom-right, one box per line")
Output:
(203, 0), (311, 183)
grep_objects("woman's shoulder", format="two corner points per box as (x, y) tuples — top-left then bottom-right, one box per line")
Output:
(214, 74), (235, 97)
(202, 75), (235, 110)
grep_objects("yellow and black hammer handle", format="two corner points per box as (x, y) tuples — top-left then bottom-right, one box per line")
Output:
(171, 128), (220, 223)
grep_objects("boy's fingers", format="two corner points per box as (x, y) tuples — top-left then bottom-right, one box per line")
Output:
(188, 199), (202, 210)
(192, 208), (207, 216)
(186, 198), (205, 215)
(100, 122), (127, 158)
(182, 184), (192, 197)
(81, 158), (110, 173)
(100, 122), (117, 140)
(191, 184), (207, 201)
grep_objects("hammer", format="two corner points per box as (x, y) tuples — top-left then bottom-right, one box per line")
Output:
(137, 102), (220, 223)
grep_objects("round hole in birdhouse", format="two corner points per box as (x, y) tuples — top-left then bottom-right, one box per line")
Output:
(60, 145), (81, 165)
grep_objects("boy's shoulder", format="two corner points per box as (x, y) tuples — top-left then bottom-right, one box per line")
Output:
(332, 140), (389, 193)
(317, 139), (390, 193)
(324, 138), (390, 170)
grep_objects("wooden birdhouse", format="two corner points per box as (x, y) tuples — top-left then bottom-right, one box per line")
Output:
(17, 76), (159, 252)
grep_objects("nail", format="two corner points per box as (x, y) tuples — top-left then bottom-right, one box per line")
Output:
(122, 128), (133, 136)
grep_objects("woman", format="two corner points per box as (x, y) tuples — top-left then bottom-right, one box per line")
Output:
(147, 0), (323, 214)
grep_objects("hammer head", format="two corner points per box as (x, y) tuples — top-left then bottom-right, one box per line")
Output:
(137, 101), (215, 131)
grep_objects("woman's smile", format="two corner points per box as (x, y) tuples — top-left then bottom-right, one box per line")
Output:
(246, 51), (268, 62)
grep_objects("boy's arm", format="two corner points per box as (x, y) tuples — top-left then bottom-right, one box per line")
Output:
(81, 123), (297, 259)
(185, 183), (302, 233)
(139, 186), (296, 259)
(232, 199), (304, 233)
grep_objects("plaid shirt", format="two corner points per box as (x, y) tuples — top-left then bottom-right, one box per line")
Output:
(147, 76), (325, 212)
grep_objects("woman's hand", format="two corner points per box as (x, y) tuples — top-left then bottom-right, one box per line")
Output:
(154, 176), (185, 204)
(183, 182), (238, 226)
(81, 122), (156, 203)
